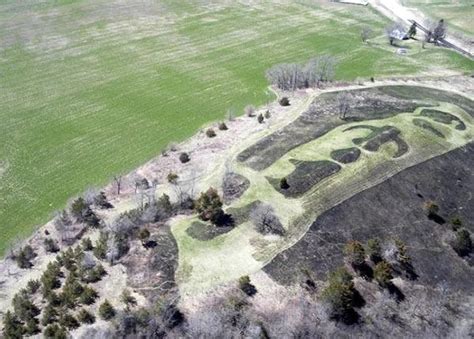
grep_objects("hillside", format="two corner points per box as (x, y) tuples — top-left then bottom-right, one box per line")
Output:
(1, 0), (472, 256)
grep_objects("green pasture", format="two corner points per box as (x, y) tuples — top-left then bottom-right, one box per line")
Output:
(0, 0), (472, 255)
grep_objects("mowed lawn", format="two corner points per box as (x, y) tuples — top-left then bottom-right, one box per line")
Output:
(0, 0), (472, 255)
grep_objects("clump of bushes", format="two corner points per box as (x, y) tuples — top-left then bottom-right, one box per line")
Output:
(424, 200), (439, 218)
(167, 172), (179, 184)
(44, 238), (60, 253)
(451, 217), (462, 231)
(218, 122), (228, 130)
(452, 228), (472, 257)
(238, 276), (257, 296)
(244, 105), (256, 117)
(70, 197), (101, 228)
(179, 152), (190, 164)
(279, 177), (290, 190)
(344, 240), (365, 267)
(15, 245), (36, 269)
(195, 188), (231, 226)
(264, 110), (271, 119)
(94, 191), (113, 209)
(279, 97), (290, 106)
(206, 128), (216, 138)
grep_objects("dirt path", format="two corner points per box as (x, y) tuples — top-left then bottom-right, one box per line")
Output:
(369, 0), (473, 57)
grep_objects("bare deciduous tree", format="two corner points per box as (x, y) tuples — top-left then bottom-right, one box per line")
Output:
(361, 26), (373, 43)
(431, 19), (447, 43)
(266, 55), (337, 90)
(113, 175), (122, 195)
(244, 105), (256, 117)
(385, 23), (406, 46)
(250, 204), (285, 235)
(336, 92), (351, 120)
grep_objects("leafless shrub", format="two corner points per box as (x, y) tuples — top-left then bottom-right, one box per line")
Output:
(244, 105), (256, 117)
(266, 55), (337, 90)
(336, 92), (352, 120)
(361, 26), (373, 43)
(385, 23), (406, 45)
(250, 204), (285, 236)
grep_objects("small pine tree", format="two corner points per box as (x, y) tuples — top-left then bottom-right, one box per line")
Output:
(16, 245), (36, 269)
(138, 228), (151, 245)
(59, 313), (80, 330)
(451, 217), (462, 231)
(344, 240), (365, 267)
(81, 237), (93, 251)
(26, 279), (41, 294)
(93, 232), (108, 260)
(167, 172), (179, 184)
(121, 289), (137, 308)
(77, 308), (95, 324)
(424, 200), (439, 218)
(321, 267), (355, 322)
(279, 97), (290, 106)
(24, 318), (40, 336)
(366, 238), (382, 263)
(41, 262), (62, 297)
(44, 238), (59, 253)
(79, 286), (98, 305)
(99, 300), (116, 320)
(452, 228), (472, 257)
(12, 290), (40, 322)
(41, 304), (58, 326)
(2, 311), (24, 339)
(279, 177), (290, 190)
(374, 261), (393, 287)
(395, 239), (411, 265)
(43, 324), (67, 339)
(238, 276), (257, 296)
(257, 113), (264, 124)
(218, 122), (228, 130)
(195, 188), (224, 224)
(264, 110), (271, 119)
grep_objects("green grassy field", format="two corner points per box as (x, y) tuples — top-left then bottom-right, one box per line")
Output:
(0, 0), (472, 255)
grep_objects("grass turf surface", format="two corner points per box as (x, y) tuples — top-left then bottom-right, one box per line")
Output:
(0, 0), (473, 255)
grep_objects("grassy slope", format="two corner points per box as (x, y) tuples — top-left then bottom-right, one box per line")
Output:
(0, 0), (472, 255)
(172, 93), (473, 294)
